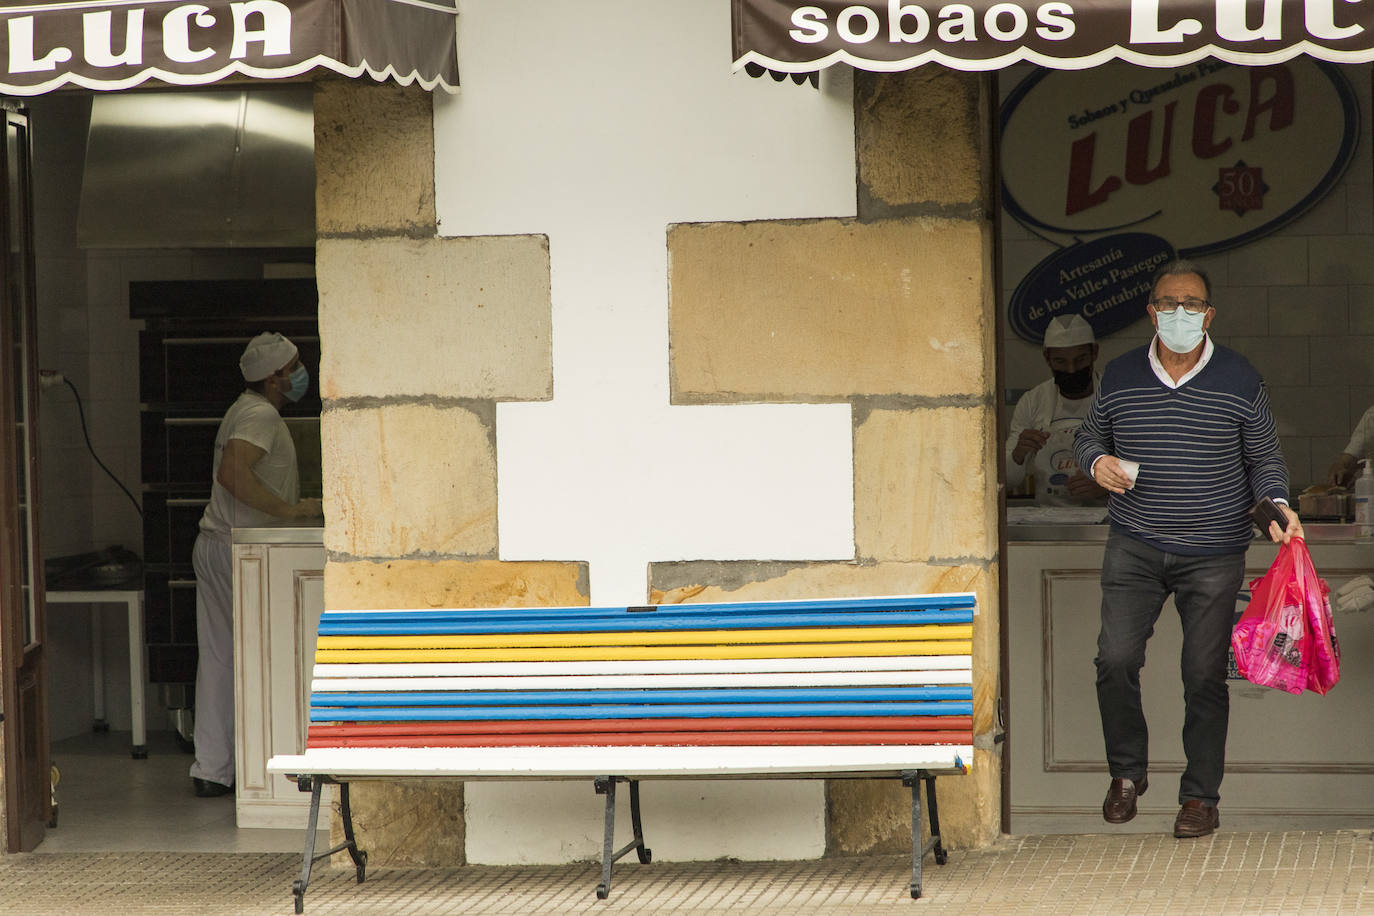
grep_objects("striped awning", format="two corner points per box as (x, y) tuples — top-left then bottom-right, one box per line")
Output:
(732, 0), (1374, 73)
(0, 0), (458, 95)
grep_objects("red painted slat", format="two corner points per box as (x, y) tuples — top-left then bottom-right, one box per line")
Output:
(307, 715), (973, 738)
(306, 730), (974, 749)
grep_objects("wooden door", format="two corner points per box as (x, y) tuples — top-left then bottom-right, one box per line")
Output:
(0, 104), (48, 852)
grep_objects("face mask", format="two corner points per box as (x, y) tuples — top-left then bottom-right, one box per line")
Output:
(284, 365), (309, 402)
(1155, 308), (1207, 354)
(1053, 365), (1093, 397)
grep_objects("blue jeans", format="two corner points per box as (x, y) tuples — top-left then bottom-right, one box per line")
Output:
(1095, 531), (1245, 806)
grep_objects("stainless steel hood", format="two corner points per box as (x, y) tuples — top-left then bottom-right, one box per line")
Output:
(76, 87), (315, 249)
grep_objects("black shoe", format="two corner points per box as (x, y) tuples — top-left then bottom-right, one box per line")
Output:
(1173, 800), (1220, 838)
(1102, 775), (1148, 824)
(193, 778), (233, 798)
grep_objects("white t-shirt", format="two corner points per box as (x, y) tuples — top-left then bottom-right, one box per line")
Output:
(199, 390), (299, 536)
(1344, 404), (1374, 458)
(1005, 376), (1099, 507)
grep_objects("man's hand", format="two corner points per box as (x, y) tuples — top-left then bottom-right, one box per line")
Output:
(1066, 470), (1107, 500)
(1328, 453), (1360, 488)
(1268, 502), (1303, 545)
(1012, 428), (1049, 465)
(1091, 455), (1133, 495)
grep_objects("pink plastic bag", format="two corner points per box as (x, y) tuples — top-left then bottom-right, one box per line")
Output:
(1230, 538), (1340, 696)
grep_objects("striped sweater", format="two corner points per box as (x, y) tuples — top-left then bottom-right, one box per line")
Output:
(1073, 342), (1288, 556)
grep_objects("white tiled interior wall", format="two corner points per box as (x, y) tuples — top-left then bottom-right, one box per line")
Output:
(29, 95), (291, 740)
(1000, 63), (1374, 492)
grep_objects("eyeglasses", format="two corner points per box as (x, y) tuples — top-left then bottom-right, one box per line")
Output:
(1150, 296), (1210, 315)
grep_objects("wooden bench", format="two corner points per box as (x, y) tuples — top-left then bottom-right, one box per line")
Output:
(267, 592), (977, 913)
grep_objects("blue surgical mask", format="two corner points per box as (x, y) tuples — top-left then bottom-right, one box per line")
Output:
(1156, 308), (1206, 354)
(284, 365), (309, 402)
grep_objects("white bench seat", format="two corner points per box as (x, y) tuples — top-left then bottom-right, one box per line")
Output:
(268, 743), (972, 780)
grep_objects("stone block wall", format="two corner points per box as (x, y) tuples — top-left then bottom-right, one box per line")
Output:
(312, 66), (1000, 863)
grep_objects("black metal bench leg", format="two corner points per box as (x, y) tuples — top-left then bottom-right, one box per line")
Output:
(903, 769), (949, 899)
(292, 779), (325, 914)
(291, 778), (369, 914)
(594, 777), (652, 900)
(923, 772), (948, 866)
(596, 776), (618, 900)
(337, 783), (369, 881)
(903, 771), (925, 899)
(627, 780), (652, 864)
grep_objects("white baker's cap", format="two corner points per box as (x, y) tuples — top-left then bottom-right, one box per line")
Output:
(1042, 314), (1095, 349)
(239, 332), (298, 382)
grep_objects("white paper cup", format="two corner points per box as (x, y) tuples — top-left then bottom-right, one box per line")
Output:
(1118, 460), (1140, 488)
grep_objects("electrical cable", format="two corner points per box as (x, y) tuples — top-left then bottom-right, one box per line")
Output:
(61, 376), (143, 518)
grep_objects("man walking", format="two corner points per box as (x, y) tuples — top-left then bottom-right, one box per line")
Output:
(1073, 260), (1301, 839)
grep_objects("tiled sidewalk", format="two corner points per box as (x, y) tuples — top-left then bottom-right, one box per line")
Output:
(4, 830), (1374, 915)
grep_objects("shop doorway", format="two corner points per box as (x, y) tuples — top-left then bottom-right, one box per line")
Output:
(9, 89), (318, 853)
(996, 60), (1374, 834)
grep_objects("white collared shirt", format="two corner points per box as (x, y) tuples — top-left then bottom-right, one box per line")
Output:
(1148, 333), (1214, 389)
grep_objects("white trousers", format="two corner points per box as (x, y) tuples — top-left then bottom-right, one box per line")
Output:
(189, 532), (235, 787)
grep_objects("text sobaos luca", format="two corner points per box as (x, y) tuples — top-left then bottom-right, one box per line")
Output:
(786, 0), (1365, 48)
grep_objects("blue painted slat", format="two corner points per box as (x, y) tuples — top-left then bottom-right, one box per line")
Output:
(311, 686), (974, 708)
(318, 594), (976, 627)
(317, 608), (974, 636)
(308, 700), (975, 722)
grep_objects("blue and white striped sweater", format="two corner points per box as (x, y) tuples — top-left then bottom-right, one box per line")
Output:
(1073, 344), (1288, 556)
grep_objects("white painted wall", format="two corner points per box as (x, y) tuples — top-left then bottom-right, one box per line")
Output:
(434, 0), (859, 864)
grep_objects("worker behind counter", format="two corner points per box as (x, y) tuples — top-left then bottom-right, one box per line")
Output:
(189, 332), (324, 799)
(1326, 403), (1374, 487)
(1005, 314), (1109, 506)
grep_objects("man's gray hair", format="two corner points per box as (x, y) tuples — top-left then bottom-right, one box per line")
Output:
(1150, 259), (1212, 301)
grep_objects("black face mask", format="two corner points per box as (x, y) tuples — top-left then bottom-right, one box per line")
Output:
(1053, 365), (1093, 397)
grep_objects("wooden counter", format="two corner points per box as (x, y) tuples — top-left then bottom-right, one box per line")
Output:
(231, 524), (326, 829)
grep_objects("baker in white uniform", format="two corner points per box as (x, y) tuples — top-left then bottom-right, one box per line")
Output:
(190, 332), (323, 797)
(1005, 314), (1108, 506)
(1326, 404), (1374, 487)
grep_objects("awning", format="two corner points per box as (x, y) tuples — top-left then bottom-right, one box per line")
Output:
(0, 0), (458, 95)
(732, 0), (1374, 73)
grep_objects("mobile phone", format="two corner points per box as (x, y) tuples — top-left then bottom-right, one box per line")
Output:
(1252, 497), (1289, 534)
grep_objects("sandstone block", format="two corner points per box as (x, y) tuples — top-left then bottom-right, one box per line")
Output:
(324, 558), (589, 610)
(668, 218), (993, 401)
(827, 747), (1001, 854)
(315, 81), (436, 236)
(331, 780), (465, 868)
(854, 406), (997, 562)
(322, 403), (497, 558)
(856, 69), (988, 213)
(317, 236), (552, 401)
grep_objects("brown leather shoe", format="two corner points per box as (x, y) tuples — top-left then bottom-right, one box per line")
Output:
(1173, 800), (1219, 838)
(1102, 775), (1148, 823)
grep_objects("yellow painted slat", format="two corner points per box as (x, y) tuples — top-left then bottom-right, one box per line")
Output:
(315, 640), (973, 664)
(316, 624), (972, 651)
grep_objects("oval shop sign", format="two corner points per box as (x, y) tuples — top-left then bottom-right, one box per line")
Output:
(1001, 57), (1358, 257)
(1008, 233), (1176, 345)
